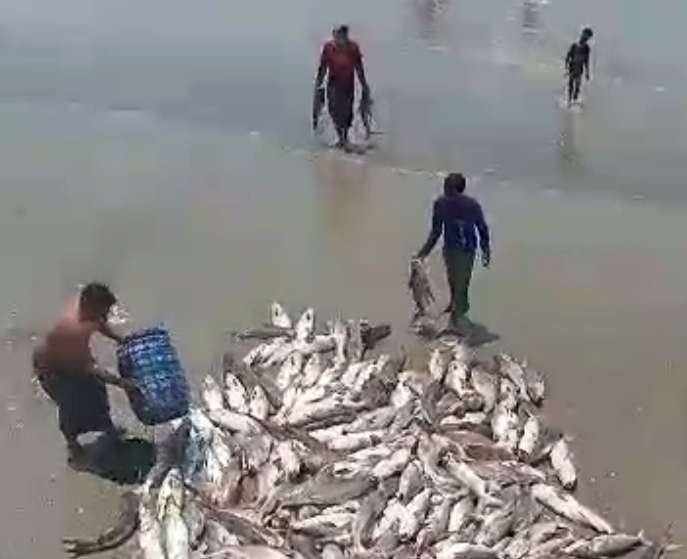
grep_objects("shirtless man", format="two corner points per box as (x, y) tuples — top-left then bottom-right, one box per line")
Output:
(33, 283), (137, 465)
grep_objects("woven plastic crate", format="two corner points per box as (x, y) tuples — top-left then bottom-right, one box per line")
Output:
(117, 326), (190, 425)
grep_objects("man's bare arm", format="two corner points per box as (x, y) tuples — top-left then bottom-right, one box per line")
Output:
(88, 361), (138, 393)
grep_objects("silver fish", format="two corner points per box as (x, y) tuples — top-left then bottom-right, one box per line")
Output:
(297, 334), (336, 356)
(445, 457), (500, 506)
(215, 545), (298, 559)
(341, 360), (369, 387)
(270, 302), (293, 329)
(346, 320), (365, 362)
(302, 354), (324, 388)
(511, 490), (542, 534)
(295, 308), (316, 343)
(517, 413), (540, 460)
(475, 500), (515, 547)
(373, 518), (401, 555)
(372, 447), (412, 480)
(398, 488), (432, 541)
(138, 487), (165, 559)
(528, 534), (576, 558)
(497, 377), (519, 411)
(418, 495), (454, 548)
(497, 354), (530, 403)
(434, 540), (498, 559)
(224, 372), (250, 414)
(322, 543), (346, 559)
(391, 378), (417, 409)
(181, 496), (205, 549)
(291, 512), (354, 538)
(550, 438), (577, 490)
(564, 534), (643, 558)
(276, 352), (304, 392)
(445, 360), (470, 396)
(346, 406), (396, 433)
(203, 519), (240, 552)
(328, 430), (385, 452)
(353, 478), (397, 550)
(354, 355), (389, 394)
(201, 375), (225, 413)
(448, 496), (475, 533)
(421, 380), (443, 425)
(409, 258), (435, 317)
(372, 498), (405, 541)
(398, 460), (424, 504)
(331, 319), (349, 365)
(276, 440), (302, 480)
(158, 469), (189, 559)
(470, 366), (497, 413)
(243, 338), (288, 368)
(530, 425), (564, 465)
(532, 483), (614, 534)
(317, 361), (346, 387)
(491, 400), (520, 451)
(503, 532), (531, 559)
(527, 521), (569, 546)
(523, 361), (546, 404)
(209, 408), (262, 435)
(429, 348), (449, 382)
(289, 531), (320, 559)
(249, 385), (270, 421)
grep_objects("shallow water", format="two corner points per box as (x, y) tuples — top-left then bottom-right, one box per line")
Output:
(0, 1), (686, 556)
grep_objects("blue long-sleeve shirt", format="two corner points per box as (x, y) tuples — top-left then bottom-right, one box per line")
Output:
(417, 193), (491, 257)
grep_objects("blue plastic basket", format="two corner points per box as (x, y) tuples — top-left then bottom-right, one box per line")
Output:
(117, 325), (190, 426)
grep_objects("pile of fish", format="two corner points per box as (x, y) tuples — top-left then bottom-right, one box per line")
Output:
(64, 302), (674, 559)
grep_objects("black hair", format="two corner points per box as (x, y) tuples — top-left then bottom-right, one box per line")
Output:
(335, 24), (349, 36)
(444, 172), (466, 195)
(582, 27), (593, 39)
(80, 283), (117, 311)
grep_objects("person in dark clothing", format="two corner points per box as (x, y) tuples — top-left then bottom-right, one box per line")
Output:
(416, 173), (491, 330)
(33, 283), (138, 466)
(565, 27), (593, 106)
(314, 25), (370, 149)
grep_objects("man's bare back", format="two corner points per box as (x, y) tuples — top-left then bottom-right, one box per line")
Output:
(33, 283), (133, 463)
(34, 296), (102, 374)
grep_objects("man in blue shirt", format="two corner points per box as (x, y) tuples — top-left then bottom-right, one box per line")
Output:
(416, 173), (491, 330)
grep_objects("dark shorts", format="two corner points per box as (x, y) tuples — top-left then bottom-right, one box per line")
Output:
(38, 371), (113, 437)
(327, 81), (355, 130)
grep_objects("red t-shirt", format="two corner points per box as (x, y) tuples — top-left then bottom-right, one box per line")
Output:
(321, 40), (362, 88)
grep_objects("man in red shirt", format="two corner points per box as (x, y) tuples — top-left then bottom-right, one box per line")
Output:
(314, 25), (370, 149)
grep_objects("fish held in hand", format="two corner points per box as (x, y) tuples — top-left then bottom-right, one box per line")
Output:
(550, 438), (577, 490)
(409, 258), (435, 318)
(532, 483), (613, 534)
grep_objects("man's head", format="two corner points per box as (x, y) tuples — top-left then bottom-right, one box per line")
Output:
(333, 25), (350, 46)
(581, 27), (593, 43)
(79, 283), (117, 321)
(443, 173), (466, 196)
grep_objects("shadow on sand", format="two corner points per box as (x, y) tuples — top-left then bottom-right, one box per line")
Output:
(78, 436), (155, 485)
(437, 319), (500, 348)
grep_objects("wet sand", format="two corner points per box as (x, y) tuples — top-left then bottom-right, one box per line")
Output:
(1, 0), (687, 556)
